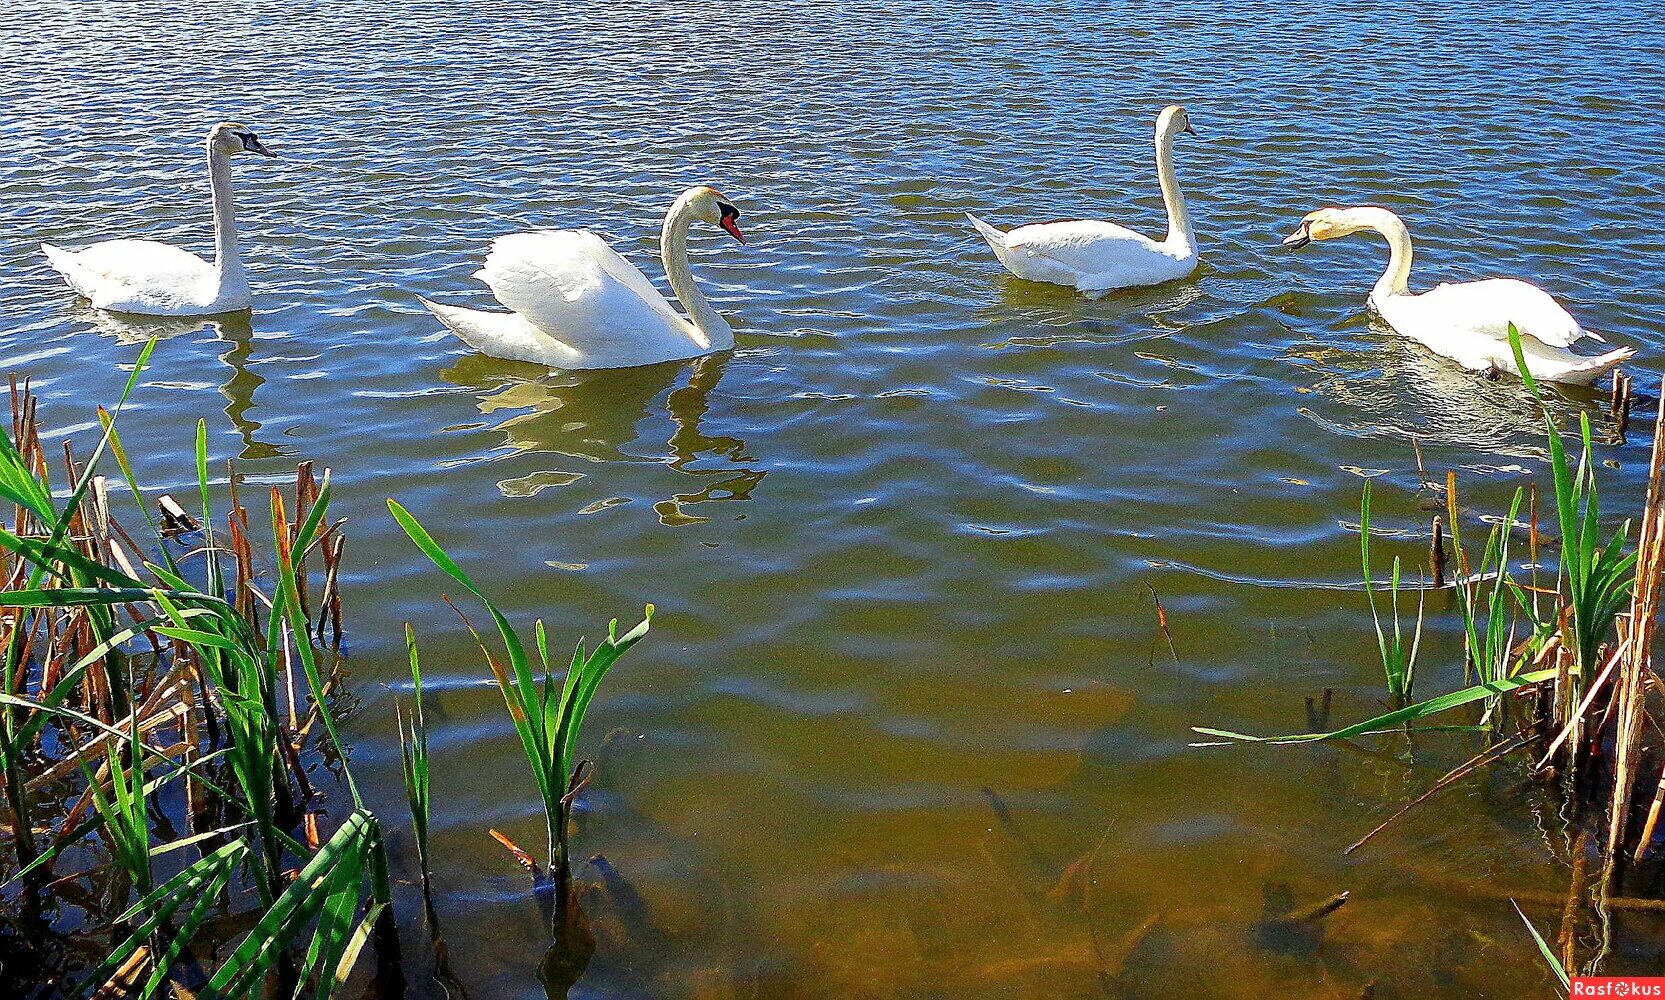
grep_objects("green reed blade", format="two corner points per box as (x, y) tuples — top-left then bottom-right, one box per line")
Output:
(208, 809), (375, 997)
(1193, 668), (1558, 746)
(398, 624), (431, 888)
(1512, 900), (1571, 990)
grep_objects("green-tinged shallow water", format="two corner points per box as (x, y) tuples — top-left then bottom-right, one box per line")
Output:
(5, 2), (1665, 996)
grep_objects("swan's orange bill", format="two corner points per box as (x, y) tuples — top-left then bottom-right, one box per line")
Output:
(721, 217), (747, 244)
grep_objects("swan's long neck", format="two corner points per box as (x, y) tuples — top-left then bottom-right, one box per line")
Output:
(1351, 207), (1414, 303)
(1154, 128), (1193, 254)
(206, 145), (243, 286)
(661, 195), (734, 351)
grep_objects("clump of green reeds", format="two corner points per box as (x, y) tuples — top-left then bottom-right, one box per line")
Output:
(1194, 326), (1647, 753)
(0, 343), (399, 998)
(389, 500), (651, 922)
(1359, 479), (1423, 707)
(1196, 326), (1665, 978)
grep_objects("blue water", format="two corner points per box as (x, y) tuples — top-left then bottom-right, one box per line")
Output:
(3, 2), (1664, 995)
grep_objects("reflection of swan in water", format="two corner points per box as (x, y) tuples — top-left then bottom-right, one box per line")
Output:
(440, 353), (763, 524)
(982, 274), (1205, 350)
(67, 303), (281, 460)
(1292, 315), (1614, 457)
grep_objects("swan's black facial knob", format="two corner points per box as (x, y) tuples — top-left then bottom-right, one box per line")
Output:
(717, 202), (745, 244)
(239, 131), (276, 157)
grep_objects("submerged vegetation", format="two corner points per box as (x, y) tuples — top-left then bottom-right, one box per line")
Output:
(1197, 327), (1665, 983)
(0, 345), (647, 997)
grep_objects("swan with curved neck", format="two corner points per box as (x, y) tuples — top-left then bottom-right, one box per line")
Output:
(420, 186), (747, 370)
(966, 105), (1200, 295)
(42, 122), (275, 316)
(1284, 206), (1633, 386)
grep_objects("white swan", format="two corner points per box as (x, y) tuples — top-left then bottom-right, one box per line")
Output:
(967, 105), (1199, 295)
(1282, 207), (1633, 386)
(420, 186), (747, 370)
(42, 123), (275, 316)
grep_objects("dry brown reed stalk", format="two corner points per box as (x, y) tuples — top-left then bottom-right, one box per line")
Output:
(0, 374), (377, 993)
(1344, 734), (1532, 856)
(1611, 372), (1635, 440)
(1604, 388), (1665, 872)
(1445, 471), (1467, 581)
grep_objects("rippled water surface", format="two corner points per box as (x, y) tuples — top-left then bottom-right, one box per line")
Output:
(6, 2), (1665, 996)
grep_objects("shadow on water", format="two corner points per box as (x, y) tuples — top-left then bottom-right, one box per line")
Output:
(440, 352), (765, 523)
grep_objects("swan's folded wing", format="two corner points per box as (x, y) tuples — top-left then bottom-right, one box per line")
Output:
(1420, 279), (1588, 348)
(477, 230), (689, 339)
(54, 239), (216, 304)
(1003, 220), (1165, 275)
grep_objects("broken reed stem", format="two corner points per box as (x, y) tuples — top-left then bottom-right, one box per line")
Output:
(326, 533), (345, 648)
(1612, 372), (1634, 440)
(1445, 471), (1470, 582)
(1344, 735), (1530, 856)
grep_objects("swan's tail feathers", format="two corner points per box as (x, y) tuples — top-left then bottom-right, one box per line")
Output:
(417, 295), (510, 349)
(418, 296), (580, 368)
(1533, 345), (1637, 387)
(41, 244), (92, 297)
(417, 295), (468, 331)
(966, 213), (1008, 254)
(1582, 346), (1637, 384)
(969, 213), (1032, 277)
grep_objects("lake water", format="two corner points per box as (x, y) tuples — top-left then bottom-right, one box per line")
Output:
(5, 2), (1665, 996)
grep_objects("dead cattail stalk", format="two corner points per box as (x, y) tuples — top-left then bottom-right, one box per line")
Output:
(1430, 515), (1447, 588)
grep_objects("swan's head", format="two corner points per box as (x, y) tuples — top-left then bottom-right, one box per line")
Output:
(684, 186), (746, 244)
(208, 122), (276, 158)
(1283, 208), (1368, 249)
(1157, 105), (1198, 139)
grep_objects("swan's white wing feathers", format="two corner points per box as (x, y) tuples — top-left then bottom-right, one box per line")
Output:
(44, 239), (218, 312)
(478, 230), (690, 340)
(419, 296), (584, 367)
(1376, 289), (1630, 386)
(975, 218), (1195, 292)
(1003, 219), (1161, 267)
(1417, 278), (1587, 348)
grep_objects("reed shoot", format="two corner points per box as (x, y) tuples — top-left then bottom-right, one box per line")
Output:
(389, 499), (652, 916)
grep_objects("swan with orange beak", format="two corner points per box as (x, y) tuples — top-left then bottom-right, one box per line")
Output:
(421, 185), (751, 370)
